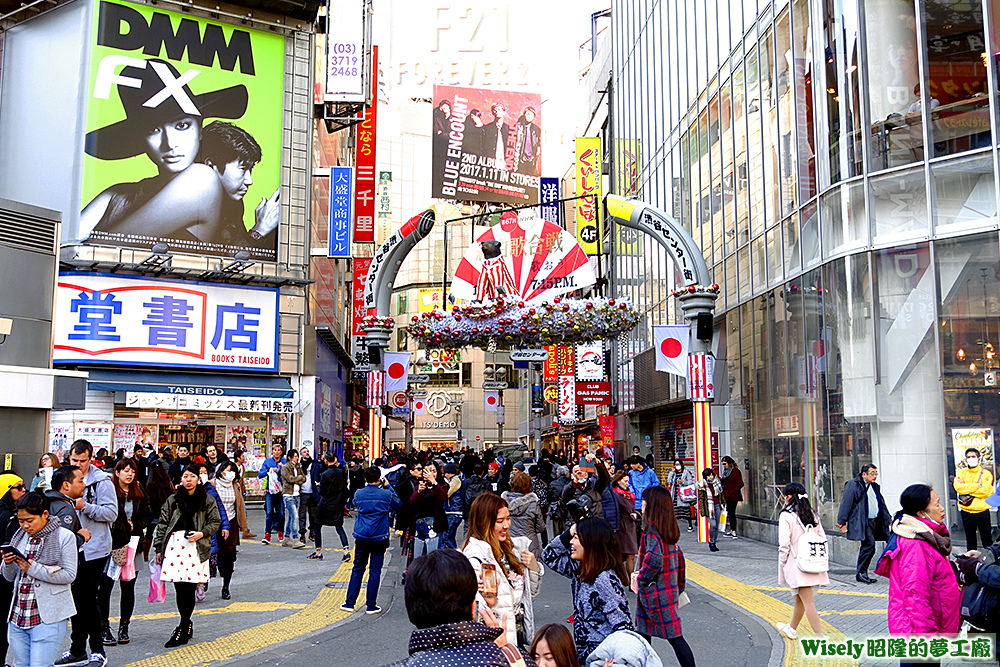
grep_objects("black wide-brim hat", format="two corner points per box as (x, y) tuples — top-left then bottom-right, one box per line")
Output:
(85, 58), (248, 161)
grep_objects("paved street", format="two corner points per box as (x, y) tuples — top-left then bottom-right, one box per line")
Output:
(52, 507), (928, 667)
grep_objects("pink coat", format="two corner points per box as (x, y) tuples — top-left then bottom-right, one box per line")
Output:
(876, 516), (961, 634)
(778, 511), (830, 589)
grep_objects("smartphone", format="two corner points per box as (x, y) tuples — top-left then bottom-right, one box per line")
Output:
(0, 544), (26, 561)
(184, 531), (195, 539)
(482, 563), (498, 596)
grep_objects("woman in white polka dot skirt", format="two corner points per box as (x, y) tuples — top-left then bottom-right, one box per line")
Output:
(153, 465), (222, 650)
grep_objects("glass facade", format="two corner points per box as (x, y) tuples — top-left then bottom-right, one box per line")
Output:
(610, 0), (1000, 540)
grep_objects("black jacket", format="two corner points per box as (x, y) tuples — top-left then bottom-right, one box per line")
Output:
(837, 474), (891, 542)
(463, 476), (491, 519)
(318, 465), (349, 527)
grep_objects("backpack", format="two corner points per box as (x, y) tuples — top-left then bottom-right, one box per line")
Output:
(961, 547), (1000, 631)
(792, 520), (829, 573)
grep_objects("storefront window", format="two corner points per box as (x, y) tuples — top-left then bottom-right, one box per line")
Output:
(820, 180), (867, 258)
(792, 0), (818, 202)
(865, 0), (923, 170)
(936, 232), (1000, 542)
(870, 167), (930, 246)
(922, 0), (991, 157)
(932, 154), (998, 236)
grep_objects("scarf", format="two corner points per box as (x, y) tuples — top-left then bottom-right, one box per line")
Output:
(614, 485), (635, 507)
(721, 467), (732, 480)
(10, 517), (62, 566)
(893, 514), (952, 557)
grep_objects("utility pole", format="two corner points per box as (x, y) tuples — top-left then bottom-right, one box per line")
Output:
(532, 362), (543, 460)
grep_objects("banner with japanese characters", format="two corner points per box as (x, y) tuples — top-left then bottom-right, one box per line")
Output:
(53, 273), (279, 372)
(540, 177), (561, 227)
(328, 166), (354, 257)
(431, 85), (542, 205)
(351, 257), (373, 371)
(126, 393), (294, 413)
(575, 137), (603, 254)
(353, 46), (378, 243)
(77, 0), (284, 261)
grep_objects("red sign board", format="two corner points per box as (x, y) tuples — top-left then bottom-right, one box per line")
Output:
(391, 391), (408, 408)
(353, 45), (377, 243)
(352, 257), (373, 338)
(599, 415), (614, 450)
(543, 345), (558, 382)
(575, 381), (611, 405)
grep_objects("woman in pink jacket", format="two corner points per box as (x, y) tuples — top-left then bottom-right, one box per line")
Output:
(874, 484), (960, 645)
(776, 482), (828, 640)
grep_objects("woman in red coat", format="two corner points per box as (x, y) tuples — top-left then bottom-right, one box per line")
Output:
(720, 456), (743, 539)
(631, 486), (695, 667)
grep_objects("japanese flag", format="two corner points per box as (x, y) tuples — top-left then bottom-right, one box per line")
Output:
(484, 390), (499, 412)
(413, 398), (426, 414)
(654, 325), (689, 377)
(384, 352), (411, 392)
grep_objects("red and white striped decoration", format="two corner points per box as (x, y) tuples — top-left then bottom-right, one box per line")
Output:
(367, 371), (385, 407)
(687, 353), (715, 401)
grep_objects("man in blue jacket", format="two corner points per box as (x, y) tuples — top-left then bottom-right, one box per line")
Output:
(256, 444), (286, 544)
(340, 466), (401, 615)
(628, 455), (660, 512)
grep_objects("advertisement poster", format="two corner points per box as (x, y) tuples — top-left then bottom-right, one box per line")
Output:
(953, 428), (995, 470)
(575, 137), (602, 254)
(113, 424), (143, 451)
(48, 425), (73, 459)
(78, 0), (284, 261)
(53, 273), (279, 372)
(74, 422), (113, 451)
(431, 85), (542, 204)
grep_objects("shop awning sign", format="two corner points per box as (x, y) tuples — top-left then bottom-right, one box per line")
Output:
(126, 392), (294, 413)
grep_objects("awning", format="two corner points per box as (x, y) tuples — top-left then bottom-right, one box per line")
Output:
(86, 369), (294, 398)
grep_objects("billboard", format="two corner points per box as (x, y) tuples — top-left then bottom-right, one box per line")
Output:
(79, 0), (284, 261)
(575, 137), (603, 254)
(328, 166), (354, 258)
(325, 0), (366, 102)
(431, 85), (542, 205)
(354, 46), (378, 243)
(53, 273), (279, 372)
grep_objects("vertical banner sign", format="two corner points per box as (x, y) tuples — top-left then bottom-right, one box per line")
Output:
(543, 345), (558, 382)
(575, 138), (603, 254)
(353, 45), (378, 243)
(688, 354), (715, 400)
(377, 171), (392, 217)
(599, 415), (614, 451)
(558, 345), (576, 424)
(574, 341), (605, 381)
(325, 0), (365, 102)
(351, 257), (373, 370)
(540, 177), (561, 226)
(328, 166), (354, 258)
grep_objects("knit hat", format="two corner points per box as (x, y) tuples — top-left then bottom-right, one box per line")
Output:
(443, 463), (458, 475)
(0, 474), (24, 499)
(488, 462), (500, 473)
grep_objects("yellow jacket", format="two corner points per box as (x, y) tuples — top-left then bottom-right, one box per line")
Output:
(953, 465), (995, 514)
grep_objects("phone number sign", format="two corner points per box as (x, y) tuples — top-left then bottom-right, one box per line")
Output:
(54, 273), (279, 372)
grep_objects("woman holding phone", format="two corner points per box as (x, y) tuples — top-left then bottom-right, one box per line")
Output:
(28, 453), (58, 492)
(153, 465), (221, 648)
(0, 474), (27, 664)
(2, 492), (78, 667)
(463, 492), (543, 648)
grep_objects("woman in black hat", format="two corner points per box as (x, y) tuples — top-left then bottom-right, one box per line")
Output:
(80, 58), (248, 244)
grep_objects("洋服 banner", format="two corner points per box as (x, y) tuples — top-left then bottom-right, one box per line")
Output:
(328, 166), (354, 258)
(540, 178), (561, 226)
(431, 85), (541, 205)
(79, 0), (284, 261)
(53, 273), (279, 372)
(575, 137), (602, 254)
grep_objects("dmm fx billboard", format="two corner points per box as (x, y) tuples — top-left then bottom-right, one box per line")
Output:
(78, 0), (284, 261)
(53, 273), (279, 372)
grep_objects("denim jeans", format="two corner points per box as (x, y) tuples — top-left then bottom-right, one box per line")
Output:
(8, 619), (68, 667)
(283, 496), (300, 540)
(708, 504), (721, 545)
(439, 514), (462, 549)
(345, 539), (389, 610)
(264, 493), (284, 535)
(413, 517), (440, 558)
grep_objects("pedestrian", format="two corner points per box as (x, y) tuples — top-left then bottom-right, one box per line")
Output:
(195, 462), (230, 601)
(45, 466), (90, 547)
(167, 445), (192, 486)
(875, 484), (960, 667)
(98, 459), (149, 646)
(463, 492), (543, 647)
(485, 461), (507, 494)
(202, 444), (227, 474)
(56, 440), (118, 667)
(380, 549), (536, 667)
(256, 444), (285, 545)
(207, 461), (242, 600)
(530, 624), (580, 667)
(339, 467), (400, 614)
(836, 464), (891, 584)
(231, 450), (256, 539)
(666, 460), (696, 533)
(463, 464), (492, 516)
(626, 456), (659, 521)
(776, 483), (828, 640)
(548, 466), (570, 537)
(153, 464), (222, 648)
(29, 453), (58, 492)
(631, 486), (695, 667)
(610, 471), (638, 574)
(393, 459), (424, 558)
(696, 468), (723, 553)
(298, 447), (321, 543)
(953, 447), (995, 552)
(279, 449), (306, 549)
(528, 466), (550, 547)
(0, 474), (28, 664)
(131, 444), (148, 488)
(541, 517), (633, 661)
(561, 455), (610, 526)
(143, 460), (174, 561)
(314, 453), (350, 561)
(503, 471), (546, 557)
(2, 493), (79, 667)
(719, 456), (743, 539)
(440, 462), (465, 549)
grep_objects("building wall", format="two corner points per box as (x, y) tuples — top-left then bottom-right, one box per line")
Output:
(610, 0), (1000, 546)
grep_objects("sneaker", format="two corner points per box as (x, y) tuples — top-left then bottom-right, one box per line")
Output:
(366, 606), (382, 615)
(243, 531), (258, 539)
(307, 551), (323, 560)
(731, 533), (739, 540)
(261, 533), (271, 545)
(87, 653), (108, 667)
(278, 532), (285, 541)
(291, 539), (307, 549)
(339, 603), (355, 612)
(54, 653), (89, 667)
(281, 537), (292, 547)
(777, 622), (798, 640)
(687, 526), (694, 532)
(709, 543), (720, 552)
(342, 551), (352, 562)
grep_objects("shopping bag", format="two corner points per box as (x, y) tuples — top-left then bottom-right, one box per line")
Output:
(148, 560), (167, 603)
(120, 536), (140, 582)
(718, 509), (728, 529)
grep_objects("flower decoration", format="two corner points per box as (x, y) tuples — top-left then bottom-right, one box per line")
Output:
(406, 295), (640, 349)
(670, 284), (721, 298)
(361, 315), (395, 330)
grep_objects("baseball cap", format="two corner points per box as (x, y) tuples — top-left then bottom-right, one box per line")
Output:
(0, 474), (24, 499)
(488, 462), (500, 472)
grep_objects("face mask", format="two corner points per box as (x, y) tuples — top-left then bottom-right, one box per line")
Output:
(675, 466), (682, 472)
(199, 473), (209, 484)
(967, 458), (979, 468)
(223, 471), (236, 482)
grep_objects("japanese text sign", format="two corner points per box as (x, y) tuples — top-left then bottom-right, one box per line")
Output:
(328, 166), (354, 258)
(325, 0), (365, 102)
(575, 137), (603, 254)
(542, 345), (558, 382)
(354, 45), (378, 243)
(540, 178), (561, 227)
(352, 257), (373, 370)
(126, 393), (294, 413)
(54, 273), (278, 372)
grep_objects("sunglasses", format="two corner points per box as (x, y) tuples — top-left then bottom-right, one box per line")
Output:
(12, 484), (25, 491)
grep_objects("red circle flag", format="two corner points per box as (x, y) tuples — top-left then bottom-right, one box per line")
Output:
(387, 363), (406, 379)
(660, 337), (683, 358)
(414, 400), (424, 410)
(486, 395), (497, 406)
